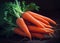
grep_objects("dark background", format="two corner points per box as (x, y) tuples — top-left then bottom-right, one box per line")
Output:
(0, 0), (60, 43)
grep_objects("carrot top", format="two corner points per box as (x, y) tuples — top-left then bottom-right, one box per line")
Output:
(3, 0), (40, 28)
(0, 0), (39, 36)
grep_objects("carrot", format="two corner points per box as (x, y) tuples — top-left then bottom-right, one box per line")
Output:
(28, 11), (49, 25)
(28, 25), (54, 37)
(14, 28), (44, 39)
(13, 9), (31, 39)
(14, 28), (27, 37)
(22, 12), (45, 28)
(36, 21), (53, 28)
(28, 25), (53, 34)
(31, 33), (44, 39)
(16, 18), (31, 39)
(28, 11), (56, 25)
(44, 28), (54, 34)
(39, 21), (53, 28)
(25, 18), (52, 28)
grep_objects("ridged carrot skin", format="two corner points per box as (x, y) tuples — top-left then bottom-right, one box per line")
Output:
(16, 18), (31, 39)
(28, 11), (49, 25)
(22, 12), (45, 28)
(28, 25), (52, 34)
(14, 28), (44, 39)
(28, 11), (56, 25)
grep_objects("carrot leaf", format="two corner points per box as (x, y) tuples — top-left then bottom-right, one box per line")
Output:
(0, 0), (40, 37)
(25, 3), (40, 11)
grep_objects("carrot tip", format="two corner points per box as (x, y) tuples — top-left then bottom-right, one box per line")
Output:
(49, 33), (53, 38)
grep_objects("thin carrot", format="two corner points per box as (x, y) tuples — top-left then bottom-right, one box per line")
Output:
(28, 25), (53, 34)
(14, 27), (27, 37)
(44, 28), (54, 34)
(16, 18), (31, 39)
(28, 11), (56, 25)
(28, 25), (54, 36)
(38, 21), (53, 28)
(22, 12), (45, 28)
(12, 8), (31, 39)
(31, 33), (45, 39)
(14, 28), (45, 39)
(28, 11), (49, 25)
(25, 18), (52, 28)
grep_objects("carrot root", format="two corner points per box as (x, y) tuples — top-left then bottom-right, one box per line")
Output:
(16, 18), (31, 39)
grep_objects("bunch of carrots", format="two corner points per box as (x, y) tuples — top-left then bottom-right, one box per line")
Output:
(4, 0), (57, 40)
(14, 11), (56, 39)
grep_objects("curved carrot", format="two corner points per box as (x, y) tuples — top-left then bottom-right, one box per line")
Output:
(28, 25), (52, 34)
(28, 11), (49, 25)
(25, 18), (52, 28)
(22, 12), (45, 28)
(28, 11), (56, 25)
(14, 28), (44, 39)
(14, 28), (27, 37)
(44, 28), (54, 34)
(38, 21), (53, 28)
(16, 18), (31, 39)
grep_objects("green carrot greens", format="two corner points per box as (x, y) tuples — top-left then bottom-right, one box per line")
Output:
(0, 0), (39, 37)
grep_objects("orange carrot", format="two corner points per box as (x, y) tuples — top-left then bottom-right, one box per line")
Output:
(28, 25), (53, 34)
(14, 28), (27, 37)
(38, 21), (53, 28)
(13, 9), (31, 39)
(31, 33), (44, 39)
(28, 11), (56, 25)
(16, 18), (31, 39)
(25, 18), (52, 28)
(44, 28), (54, 34)
(28, 11), (49, 25)
(28, 25), (54, 36)
(14, 28), (44, 39)
(22, 12), (45, 28)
